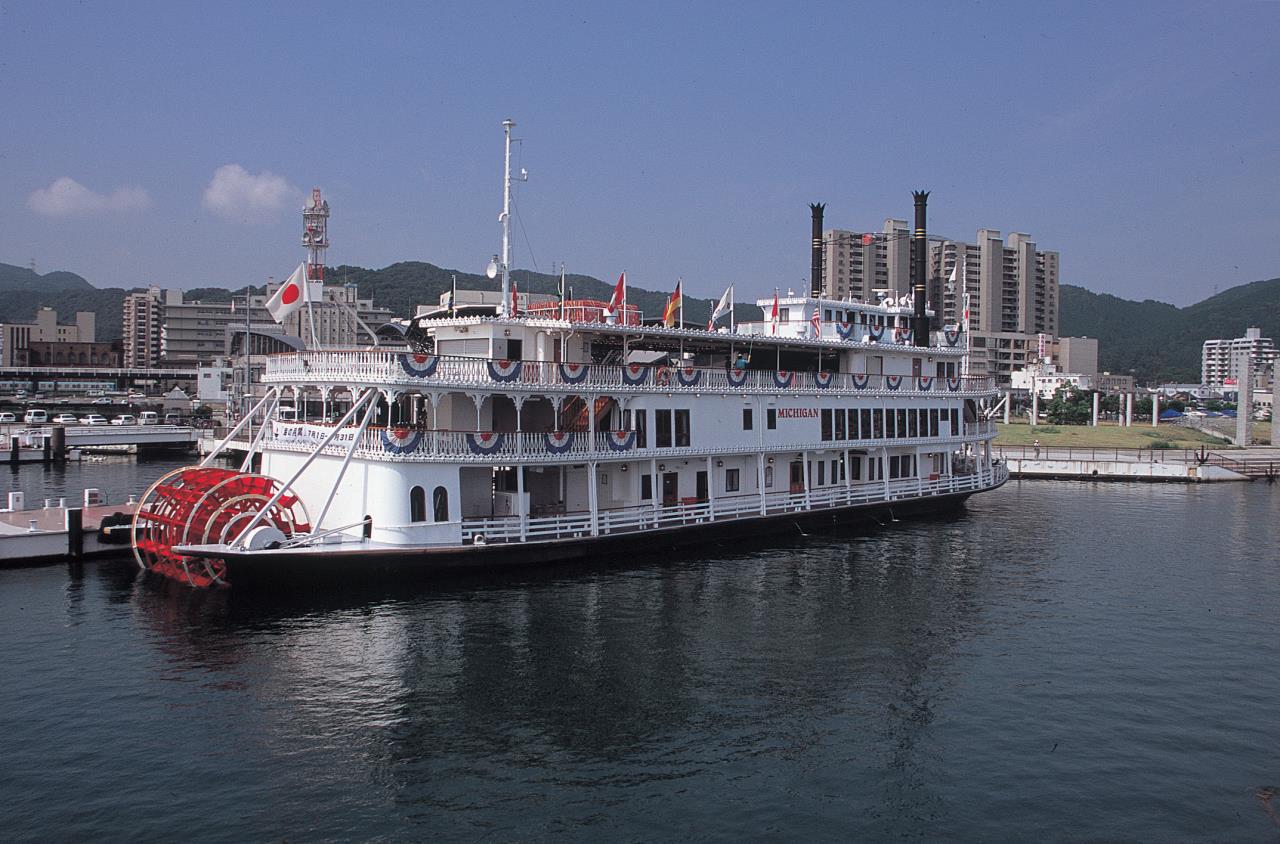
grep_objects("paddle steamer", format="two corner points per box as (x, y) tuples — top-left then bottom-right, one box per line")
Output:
(132, 121), (1006, 586)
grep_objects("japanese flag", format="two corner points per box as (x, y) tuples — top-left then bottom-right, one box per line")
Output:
(266, 263), (311, 323)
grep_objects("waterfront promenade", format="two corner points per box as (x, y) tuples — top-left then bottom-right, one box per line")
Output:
(996, 445), (1280, 482)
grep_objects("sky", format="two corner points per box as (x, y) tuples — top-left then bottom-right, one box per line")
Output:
(1, 0), (1277, 307)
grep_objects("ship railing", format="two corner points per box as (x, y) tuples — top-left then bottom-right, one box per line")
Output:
(264, 350), (996, 395)
(262, 419), (998, 462)
(459, 468), (1006, 545)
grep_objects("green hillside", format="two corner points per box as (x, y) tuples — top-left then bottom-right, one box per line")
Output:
(1059, 278), (1280, 382)
(3, 259), (1277, 383)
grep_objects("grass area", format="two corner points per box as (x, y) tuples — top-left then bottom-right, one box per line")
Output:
(994, 421), (1233, 449)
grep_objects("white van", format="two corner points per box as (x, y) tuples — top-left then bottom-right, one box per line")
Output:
(24, 409), (48, 425)
(138, 411), (159, 425)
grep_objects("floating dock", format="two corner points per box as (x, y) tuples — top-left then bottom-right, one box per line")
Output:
(0, 491), (136, 566)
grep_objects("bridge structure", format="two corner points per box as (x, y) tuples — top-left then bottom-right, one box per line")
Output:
(0, 365), (199, 392)
(3, 424), (201, 456)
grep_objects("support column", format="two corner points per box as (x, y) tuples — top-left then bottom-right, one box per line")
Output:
(1272, 380), (1280, 449)
(1236, 351), (1253, 446)
(517, 464), (527, 541)
(705, 455), (715, 520)
(1003, 392), (1011, 425)
(844, 447), (853, 502)
(1092, 391), (1100, 427)
(1152, 393), (1160, 428)
(803, 451), (812, 509)
(758, 452), (768, 515)
(1125, 393), (1133, 427)
(588, 459), (599, 536)
(1030, 391), (1039, 426)
(651, 457), (660, 522)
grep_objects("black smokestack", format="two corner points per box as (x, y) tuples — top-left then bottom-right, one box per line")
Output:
(810, 203), (825, 297)
(911, 190), (929, 346)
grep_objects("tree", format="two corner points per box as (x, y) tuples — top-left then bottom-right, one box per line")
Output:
(1045, 387), (1092, 425)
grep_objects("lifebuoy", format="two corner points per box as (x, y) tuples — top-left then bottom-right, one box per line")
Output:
(655, 366), (672, 387)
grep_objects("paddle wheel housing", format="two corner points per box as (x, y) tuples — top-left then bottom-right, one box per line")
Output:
(132, 466), (311, 587)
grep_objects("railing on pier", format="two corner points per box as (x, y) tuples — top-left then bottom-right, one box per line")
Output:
(264, 350), (996, 397)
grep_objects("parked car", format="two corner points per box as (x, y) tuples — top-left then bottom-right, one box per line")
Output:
(0, 412), (15, 423)
(52, 413), (78, 424)
(24, 409), (48, 424)
(111, 414), (137, 426)
(164, 412), (183, 425)
(81, 414), (109, 426)
(127, 393), (146, 401)
(92, 397), (113, 405)
(138, 411), (159, 425)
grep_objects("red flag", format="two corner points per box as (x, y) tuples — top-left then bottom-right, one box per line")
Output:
(769, 292), (779, 336)
(605, 272), (626, 320)
(862, 233), (875, 246)
(662, 279), (682, 328)
(511, 278), (518, 316)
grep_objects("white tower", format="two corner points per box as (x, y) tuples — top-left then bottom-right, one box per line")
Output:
(303, 188), (329, 285)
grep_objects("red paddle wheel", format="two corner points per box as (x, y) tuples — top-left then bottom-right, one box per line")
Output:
(132, 466), (311, 587)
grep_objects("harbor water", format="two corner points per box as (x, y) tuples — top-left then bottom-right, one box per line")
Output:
(1, 469), (1278, 840)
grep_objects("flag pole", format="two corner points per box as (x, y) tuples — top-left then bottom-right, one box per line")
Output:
(730, 284), (735, 333)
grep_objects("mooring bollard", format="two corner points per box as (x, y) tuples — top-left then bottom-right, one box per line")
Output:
(65, 508), (83, 558)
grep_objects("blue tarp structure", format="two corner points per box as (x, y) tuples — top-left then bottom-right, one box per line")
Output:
(1222, 409), (1238, 417)
(1159, 408), (1184, 419)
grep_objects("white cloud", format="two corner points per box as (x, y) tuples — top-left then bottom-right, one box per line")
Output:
(28, 177), (152, 216)
(202, 164), (300, 223)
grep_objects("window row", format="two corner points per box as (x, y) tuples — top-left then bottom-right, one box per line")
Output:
(627, 408), (692, 449)
(820, 407), (960, 442)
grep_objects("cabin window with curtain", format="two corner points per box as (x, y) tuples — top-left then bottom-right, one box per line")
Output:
(764, 465), (774, 488)
(635, 409), (648, 448)
(655, 409), (673, 448)
(674, 409), (690, 447)
(432, 486), (449, 522)
(742, 408), (753, 430)
(725, 468), (740, 492)
(410, 485), (427, 522)
(821, 409), (833, 441)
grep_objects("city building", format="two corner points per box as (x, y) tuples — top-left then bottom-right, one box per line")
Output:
(23, 340), (121, 368)
(819, 218), (1061, 386)
(1092, 373), (1136, 395)
(1202, 327), (1276, 388)
(1052, 337), (1098, 379)
(122, 287), (169, 368)
(0, 308), (97, 366)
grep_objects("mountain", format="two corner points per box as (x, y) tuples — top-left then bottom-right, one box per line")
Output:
(1059, 278), (1280, 383)
(0, 263), (94, 292)
(5, 259), (1278, 383)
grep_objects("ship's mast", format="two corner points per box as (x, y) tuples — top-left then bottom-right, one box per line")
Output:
(500, 119), (515, 318)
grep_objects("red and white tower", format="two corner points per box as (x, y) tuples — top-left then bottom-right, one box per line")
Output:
(302, 188), (329, 283)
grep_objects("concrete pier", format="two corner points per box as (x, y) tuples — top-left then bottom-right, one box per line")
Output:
(1125, 393), (1133, 427)
(1031, 392), (1039, 426)
(1152, 394), (1160, 428)
(1237, 351), (1253, 446)
(1092, 392), (1100, 427)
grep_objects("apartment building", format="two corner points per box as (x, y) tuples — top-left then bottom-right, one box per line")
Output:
(0, 308), (97, 366)
(122, 287), (167, 368)
(1202, 327), (1277, 388)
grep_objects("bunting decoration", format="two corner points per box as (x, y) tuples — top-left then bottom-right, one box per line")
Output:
(813, 371), (833, 389)
(944, 328), (961, 347)
(868, 324), (885, 341)
(773, 370), (794, 389)
(380, 427), (424, 455)
(727, 367), (750, 387)
(947, 376), (962, 392)
(465, 432), (507, 455)
(852, 373), (870, 390)
(621, 363), (649, 386)
(543, 431), (576, 454)
(836, 322), (856, 340)
(917, 376), (934, 391)
(486, 359), (523, 382)
(399, 353), (439, 378)
(676, 366), (701, 387)
(886, 375), (903, 391)
(558, 362), (589, 384)
(607, 430), (636, 451)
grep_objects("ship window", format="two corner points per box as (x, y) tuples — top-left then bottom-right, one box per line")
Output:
(919, 409), (929, 437)
(930, 409), (939, 437)
(872, 409), (883, 439)
(635, 409), (648, 448)
(656, 409), (673, 448)
(860, 409), (871, 440)
(725, 468), (740, 492)
(821, 409), (832, 441)
(764, 465), (774, 488)
(674, 409), (690, 447)
(767, 408), (777, 429)
(950, 408), (959, 434)
(742, 408), (753, 430)
(834, 409), (846, 440)
(641, 474), (652, 500)
(909, 410), (918, 438)
(410, 485), (427, 522)
(897, 409), (908, 438)
(832, 458), (841, 482)
(817, 460), (825, 486)
(849, 457), (862, 480)
(886, 409), (896, 438)
(432, 486), (449, 522)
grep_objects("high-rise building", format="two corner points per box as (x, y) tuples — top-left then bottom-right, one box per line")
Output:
(1202, 327), (1276, 388)
(820, 219), (1061, 385)
(123, 287), (166, 368)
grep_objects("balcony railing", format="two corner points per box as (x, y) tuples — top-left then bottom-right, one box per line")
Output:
(264, 350), (997, 397)
(263, 420), (998, 463)
(458, 465), (1008, 545)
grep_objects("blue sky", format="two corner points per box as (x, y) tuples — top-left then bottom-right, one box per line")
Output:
(1, 0), (1276, 306)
